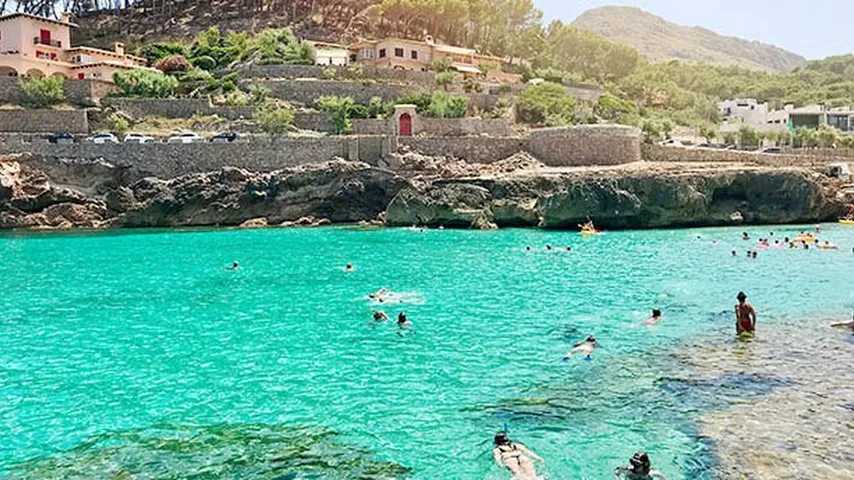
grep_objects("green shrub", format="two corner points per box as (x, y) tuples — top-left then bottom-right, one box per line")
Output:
(317, 95), (356, 134)
(430, 58), (452, 73)
(113, 70), (178, 98)
(255, 101), (294, 136)
(517, 82), (576, 126)
(435, 71), (455, 90)
(19, 75), (65, 108)
(594, 93), (637, 123)
(192, 55), (217, 71)
(738, 125), (761, 148)
(108, 113), (130, 136)
(396, 92), (432, 112)
(426, 91), (468, 118)
(137, 42), (188, 64)
(321, 67), (337, 80)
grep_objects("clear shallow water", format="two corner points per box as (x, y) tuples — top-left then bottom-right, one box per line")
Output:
(1, 225), (853, 479)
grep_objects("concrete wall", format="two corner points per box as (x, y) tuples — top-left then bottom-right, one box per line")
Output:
(237, 64), (436, 86)
(0, 135), (386, 177)
(0, 109), (89, 133)
(398, 136), (528, 164)
(0, 77), (115, 105)
(641, 144), (851, 167)
(528, 125), (641, 166)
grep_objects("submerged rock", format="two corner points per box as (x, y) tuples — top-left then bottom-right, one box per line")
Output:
(8, 422), (411, 479)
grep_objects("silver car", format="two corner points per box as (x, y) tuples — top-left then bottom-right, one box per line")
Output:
(86, 132), (119, 144)
(167, 132), (203, 144)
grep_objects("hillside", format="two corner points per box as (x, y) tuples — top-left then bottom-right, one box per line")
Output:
(572, 6), (806, 72)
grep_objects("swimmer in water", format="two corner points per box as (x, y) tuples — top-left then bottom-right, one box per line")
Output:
(492, 432), (543, 480)
(397, 312), (412, 328)
(373, 311), (389, 322)
(546, 245), (552, 251)
(830, 313), (854, 331)
(228, 261), (240, 270)
(752, 251), (758, 259)
(731, 250), (737, 256)
(565, 335), (598, 359)
(644, 309), (662, 326)
(345, 263), (354, 272)
(614, 452), (667, 479)
(735, 291), (757, 336)
(566, 246), (573, 252)
(742, 232), (750, 241)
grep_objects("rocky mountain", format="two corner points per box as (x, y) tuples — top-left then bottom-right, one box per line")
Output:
(572, 6), (807, 72)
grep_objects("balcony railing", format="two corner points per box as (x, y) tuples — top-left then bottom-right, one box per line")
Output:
(33, 37), (62, 48)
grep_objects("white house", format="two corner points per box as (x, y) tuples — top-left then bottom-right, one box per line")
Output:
(307, 41), (349, 66)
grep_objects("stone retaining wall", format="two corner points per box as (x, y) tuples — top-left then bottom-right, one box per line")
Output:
(528, 125), (641, 166)
(254, 79), (411, 105)
(642, 144), (851, 167)
(398, 136), (528, 164)
(102, 98), (334, 132)
(0, 109), (89, 134)
(0, 135), (386, 177)
(352, 117), (513, 136)
(0, 78), (115, 106)
(237, 64), (436, 86)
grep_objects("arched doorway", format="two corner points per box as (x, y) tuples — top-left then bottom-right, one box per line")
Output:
(0, 66), (18, 77)
(25, 69), (45, 78)
(399, 113), (412, 136)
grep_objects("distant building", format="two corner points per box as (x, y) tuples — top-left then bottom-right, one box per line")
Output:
(785, 105), (854, 132)
(308, 41), (350, 66)
(0, 12), (151, 82)
(349, 35), (521, 83)
(719, 98), (769, 127)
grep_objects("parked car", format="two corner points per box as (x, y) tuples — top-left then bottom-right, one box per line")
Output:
(124, 133), (155, 144)
(760, 147), (782, 154)
(46, 132), (74, 144)
(167, 132), (203, 144)
(86, 132), (119, 144)
(210, 132), (239, 143)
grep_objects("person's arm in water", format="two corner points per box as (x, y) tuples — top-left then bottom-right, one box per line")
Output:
(830, 320), (854, 328)
(517, 444), (544, 462)
(749, 304), (757, 330)
(492, 448), (505, 467)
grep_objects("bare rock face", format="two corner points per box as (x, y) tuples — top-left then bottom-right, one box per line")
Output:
(386, 166), (845, 229)
(0, 156), (405, 229)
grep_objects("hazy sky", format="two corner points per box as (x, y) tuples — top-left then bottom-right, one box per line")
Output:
(534, 0), (852, 60)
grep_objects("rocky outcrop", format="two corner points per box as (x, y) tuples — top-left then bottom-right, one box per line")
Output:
(0, 155), (403, 229)
(386, 164), (846, 229)
(1, 152), (847, 231)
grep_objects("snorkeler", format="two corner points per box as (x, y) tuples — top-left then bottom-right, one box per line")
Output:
(644, 309), (662, 326)
(492, 431), (543, 480)
(397, 312), (412, 328)
(373, 311), (389, 322)
(614, 452), (667, 479)
(735, 291), (757, 336)
(565, 335), (598, 359)
(228, 261), (240, 270)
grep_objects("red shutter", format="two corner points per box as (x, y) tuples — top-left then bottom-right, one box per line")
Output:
(40, 29), (51, 45)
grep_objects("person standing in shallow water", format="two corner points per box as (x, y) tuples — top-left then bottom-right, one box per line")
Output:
(735, 291), (757, 336)
(492, 432), (543, 480)
(614, 451), (666, 479)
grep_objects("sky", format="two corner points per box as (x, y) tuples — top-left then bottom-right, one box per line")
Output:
(534, 0), (853, 60)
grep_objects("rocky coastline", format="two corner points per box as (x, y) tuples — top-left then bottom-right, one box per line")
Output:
(1, 151), (849, 231)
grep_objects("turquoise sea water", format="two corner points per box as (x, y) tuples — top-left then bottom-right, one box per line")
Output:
(1, 225), (853, 479)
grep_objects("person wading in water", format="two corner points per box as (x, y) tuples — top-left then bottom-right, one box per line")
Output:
(735, 291), (757, 336)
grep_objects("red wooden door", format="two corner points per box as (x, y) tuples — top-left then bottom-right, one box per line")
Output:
(40, 29), (51, 45)
(399, 113), (412, 136)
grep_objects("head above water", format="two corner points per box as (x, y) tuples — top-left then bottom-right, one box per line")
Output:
(652, 309), (662, 318)
(494, 431), (510, 446)
(628, 451), (651, 475)
(737, 291), (747, 303)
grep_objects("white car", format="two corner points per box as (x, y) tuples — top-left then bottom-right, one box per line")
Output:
(124, 133), (155, 144)
(167, 132), (203, 144)
(86, 132), (119, 144)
